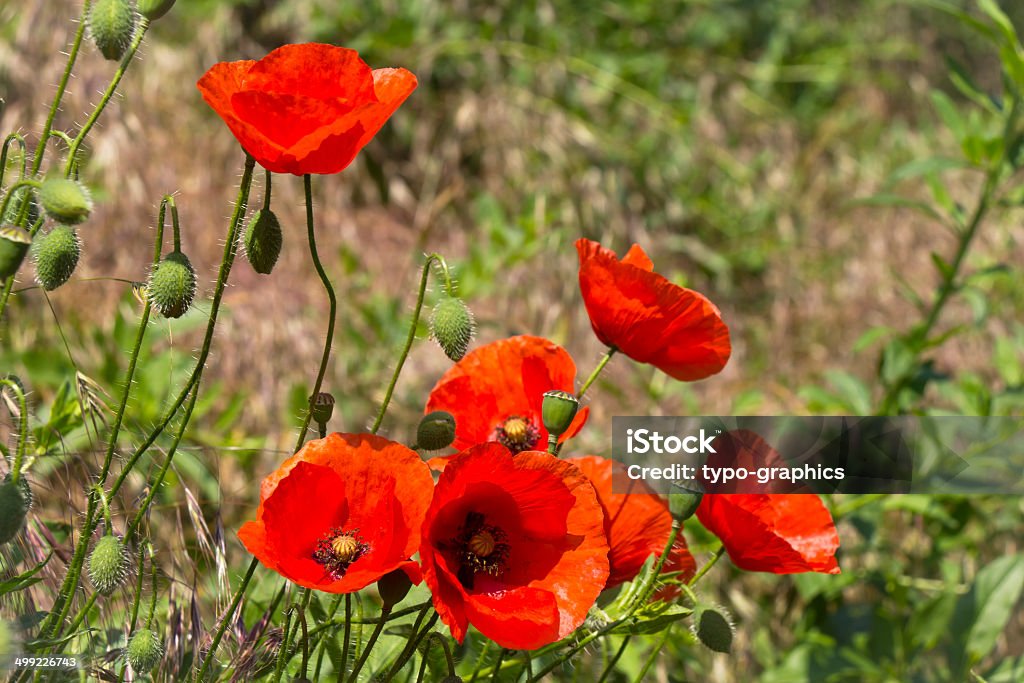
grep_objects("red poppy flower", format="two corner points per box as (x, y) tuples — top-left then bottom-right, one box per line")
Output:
(238, 433), (433, 592)
(420, 443), (610, 650)
(197, 43), (417, 175)
(696, 494), (840, 574)
(576, 238), (731, 381)
(700, 429), (811, 494)
(570, 456), (696, 593)
(424, 335), (589, 468)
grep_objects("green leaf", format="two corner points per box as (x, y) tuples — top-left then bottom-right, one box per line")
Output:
(946, 56), (1000, 113)
(978, 0), (1019, 46)
(847, 193), (943, 222)
(618, 604), (693, 635)
(963, 554), (1024, 664)
(0, 553), (51, 596)
(931, 89), (967, 140)
(853, 326), (894, 353)
(888, 156), (975, 183)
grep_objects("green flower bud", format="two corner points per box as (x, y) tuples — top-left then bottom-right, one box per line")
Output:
(541, 390), (579, 438)
(88, 534), (128, 595)
(692, 604), (734, 653)
(38, 177), (92, 225)
(430, 296), (475, 362)
(377, 568), (413, 607)
(0, 225), (32, 280)
(416, 410), (456, 451)
(4, 472), (33, 513)
(136, 0), (176, 20)
(244, 209), (283, 275)
(0, 480), (28, 545)
(32, 225), (80, 291)
(89, 0), (137, 61)
(126, 628), (162, 674)
(668, 480), (703, 522)
(2, 187), (41, 226)
(148, 251), (196, 319)
(310, 392), (335, 427)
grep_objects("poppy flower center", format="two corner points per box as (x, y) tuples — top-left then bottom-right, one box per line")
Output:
(494, 415), (540, 454)
(313, 528), (369, 579)
(452, 512), (510, 589)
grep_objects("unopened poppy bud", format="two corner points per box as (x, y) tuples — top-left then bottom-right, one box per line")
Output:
(137, 0), (176, 20)
(2, 187), (40, 226)
(668, 480), (703, 522)
(0, 480), (28, 545)
(89, 0), (137, 61)
(3, 473), (33, 512)
(416, 410), (456, 451)
(541, 390), (579, 438)
(377, 568), (413, 607)
(0, 226), (32, 279)
(38, 177), (92, 225)
(311, 392), (335, 427)
(33, 226), (80, 291)
(244, 209), (283, 275)
(148, 251), (196, 318)
(88, 534), (128, 595)
(430, 296), (475, 361)
(692, 604), (734, 653)
(126, 628), (162, 673)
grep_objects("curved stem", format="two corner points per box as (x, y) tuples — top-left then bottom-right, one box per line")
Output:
(384, 604), (434, 679)
(0, 379), (28, 484)
(63, 18), (151, 176)
(370, 253), (451, 434)
(0, 179), (40, 220)
(294, 174), (337, 452)
(632, 629), (671, 683)
(194, 557), (259, 682)
(577, 347), (616, 399)
(687, 545), (725, 587)
(0, 133), (27, 186)
(31, 1), (91, 176)
(347, 607), (391, 682)
(598, 637), (630, 683)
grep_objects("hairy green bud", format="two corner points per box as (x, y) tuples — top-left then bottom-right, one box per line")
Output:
(148, 251), (197, 319)
(0, 480), (28, 545)
(0, 225), (32, 280)
(2, 187), (41, 226)
(136, 0), (176, 20)
(88, 534), (128, 595)
(430, 296), (475, 362)
(126, 628), (162, 674)
(668, 480), (703, 522)
(32, 226), (80, 291)
(38, 177), (91, 224)
(692, 604), (734, 653)
(89, 0), (137, 61)
(417, 410), (456, 451)
(244, 209), (283, 275)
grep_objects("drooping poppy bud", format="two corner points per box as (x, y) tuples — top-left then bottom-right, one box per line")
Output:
(692, 604), (734, 653)
(0, 480), (28, 545)
(3, 473), (32, 513)
(541, 390), (579, 439)
(0, 226), (32, 280)
(137, 0), (176, 20)
(89, 0), (137, 61)
(416, 410), (456, 451)
(430, 296), (475, 361)
(148, 251), (197, 319)
(38, 177), (92, 225)
(377, 568), (413, 607)
(126, 629), (162, 673)
(668, 480), (703, 522)
(310, 392), (335, 428)
(243, 209), (283, 275)
(88, 534), (128, 595)
(33, 226), (80, 291)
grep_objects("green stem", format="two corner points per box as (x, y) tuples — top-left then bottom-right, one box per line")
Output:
(31, 1), (91, 176)
(294, 174), (337, 452)
(347, 606), (391, 682)
(0, 378), (28, 484)
(0, 179), (40, 221)
(0, 133), (27, 186)
(632, 629), (671, 683)
(467, 641), (491, 683)
(597, 636), (631, 683)
(577, 347), (616, 399)
(272, 593), (295, 683)
(340, 594), (352, 681)
(490, 649), (509, 682)
(415, 633), (455, 683)
(194, 557), (259, 682)
(370, 253), (451, 434)
(384, 605), (434, 679)
(306, 600), (432, 643)
(128, 543), (148, 632)
(687, 545), (725, 587)
(63, 19), (151, 176)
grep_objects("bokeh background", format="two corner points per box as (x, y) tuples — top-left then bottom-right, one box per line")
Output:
(1, 0), (1023, 680)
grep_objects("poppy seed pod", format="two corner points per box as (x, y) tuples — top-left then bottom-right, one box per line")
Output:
(89, 0), (136, 61)
(88, 534), (128, 595)
(416, 410), (456, 451)
(541, 390), (580, 438)
(0, 226), (32, 280)
(377, 568), (413, 607)
(136, 0), (176, 20)
(430, 296), (475, 362)
(3, 473), (33, 513)
(0, 480), (28, 545)
(668, 480), (703, 522)
(244, 209), (283, 275)
(148, 251), (197, 319)
(692, 604), (734, 653)
(310, 392), (335, 427)
(126, 629), (162, 673)
(32, 226), (80, 291)
(38, 177), (92, 225)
